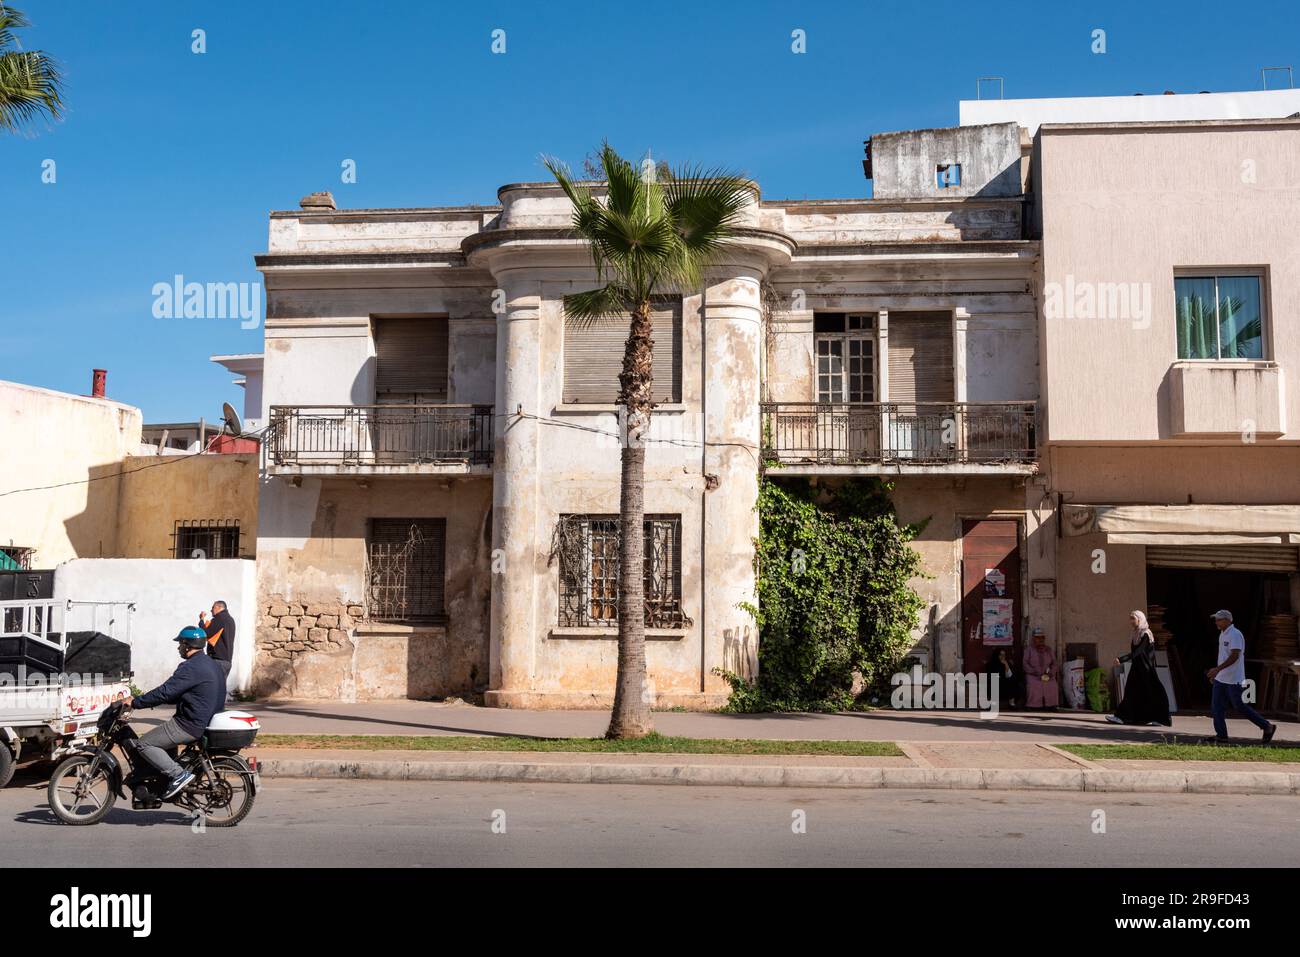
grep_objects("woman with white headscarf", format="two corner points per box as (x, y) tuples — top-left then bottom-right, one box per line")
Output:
(1105, 610), (1172, 726)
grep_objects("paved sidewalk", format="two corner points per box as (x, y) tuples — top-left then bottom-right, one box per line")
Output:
(235, 698), (1298, 744)
(252, 743), (1300, 795)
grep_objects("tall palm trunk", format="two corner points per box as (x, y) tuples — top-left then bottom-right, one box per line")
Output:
(608, 301), (655, 738)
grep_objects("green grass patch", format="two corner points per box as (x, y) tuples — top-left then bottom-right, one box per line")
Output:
(1061, 743), (1300, 764)
(257, 732), (902, 757)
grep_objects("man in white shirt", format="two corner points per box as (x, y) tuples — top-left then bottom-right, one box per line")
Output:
(1206, 610), (1276, 743)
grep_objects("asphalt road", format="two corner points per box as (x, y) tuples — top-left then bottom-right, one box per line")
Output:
(2, 769), (1297, 867)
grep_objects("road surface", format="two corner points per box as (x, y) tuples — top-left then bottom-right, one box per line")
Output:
(1, 769), (1296, 867)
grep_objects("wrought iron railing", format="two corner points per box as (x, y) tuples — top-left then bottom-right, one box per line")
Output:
(268, 405), (494, 468)
(760, 401), (1036, 466)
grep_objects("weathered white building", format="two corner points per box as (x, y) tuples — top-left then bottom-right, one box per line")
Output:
(250, 123), (1043, 706)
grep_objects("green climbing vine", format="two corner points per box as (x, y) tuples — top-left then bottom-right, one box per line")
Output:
(719, 477), (926, 712)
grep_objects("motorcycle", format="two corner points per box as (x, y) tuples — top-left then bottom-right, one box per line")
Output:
(46, 700), (260, 826)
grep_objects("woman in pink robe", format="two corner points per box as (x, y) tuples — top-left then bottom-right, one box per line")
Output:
(1022, 632), (1060, 709)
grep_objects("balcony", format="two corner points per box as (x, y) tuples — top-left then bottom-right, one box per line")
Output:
(267, 405), (494, 477)
(760, 401), (1037, 474)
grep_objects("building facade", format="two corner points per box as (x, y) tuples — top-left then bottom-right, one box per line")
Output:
(251, 122), (1043, 704)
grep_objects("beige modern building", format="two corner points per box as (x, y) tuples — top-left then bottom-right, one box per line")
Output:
(251, 124), (1042, 704)
(1029, 114), (1300, 713)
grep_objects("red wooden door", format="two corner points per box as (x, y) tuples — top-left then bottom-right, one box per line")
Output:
(960, 519), (1021, 675)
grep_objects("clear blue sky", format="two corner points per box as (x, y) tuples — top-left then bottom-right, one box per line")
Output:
(3, 0), (1296, 422)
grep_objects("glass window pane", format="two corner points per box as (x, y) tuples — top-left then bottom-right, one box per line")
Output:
(1175, 277), (1217, 359)
(1217, 276), (1263, 359)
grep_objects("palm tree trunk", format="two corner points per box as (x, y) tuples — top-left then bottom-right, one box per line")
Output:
(607, 301), (655, 738)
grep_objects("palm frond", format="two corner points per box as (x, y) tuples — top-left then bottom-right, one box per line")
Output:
(0, 48), (64, 131)
(562, 284), (635, 323)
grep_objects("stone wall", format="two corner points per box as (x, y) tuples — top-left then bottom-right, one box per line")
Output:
(253, 595), (362, 699)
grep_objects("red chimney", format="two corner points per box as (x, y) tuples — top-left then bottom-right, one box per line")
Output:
(91, 369), (107, 398)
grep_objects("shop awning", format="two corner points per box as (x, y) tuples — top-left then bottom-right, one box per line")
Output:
(1061, 504), (1300, 570)
(1061, 504), (1300, 544)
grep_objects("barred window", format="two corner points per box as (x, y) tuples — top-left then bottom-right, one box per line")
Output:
(173, 520), (241, 559)
(366, 518), (447, 623)
(554, 514), (687, 628)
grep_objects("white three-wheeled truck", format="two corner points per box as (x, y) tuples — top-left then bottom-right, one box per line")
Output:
(0, 598), (135, 787)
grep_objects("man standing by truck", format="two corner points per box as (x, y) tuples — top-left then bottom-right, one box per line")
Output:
(198, 599), (236, 682)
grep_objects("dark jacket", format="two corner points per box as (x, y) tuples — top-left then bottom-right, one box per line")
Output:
(134, 652), (226, 738)
(202, 608), (236, 663)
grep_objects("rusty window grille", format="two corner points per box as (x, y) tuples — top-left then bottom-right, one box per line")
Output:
(366, 518), (447, 623)
(173, 520), (241, 559)
(0, 546), (34, 570)
(553, 515), (688, 628)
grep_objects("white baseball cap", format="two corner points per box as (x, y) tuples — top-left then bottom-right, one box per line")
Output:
(1211, 609), (1233, 622)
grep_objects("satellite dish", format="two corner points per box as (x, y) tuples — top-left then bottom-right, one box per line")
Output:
(221, 402), (244, 437)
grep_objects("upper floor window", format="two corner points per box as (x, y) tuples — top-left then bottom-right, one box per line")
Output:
(1175, 274), (1264, 361)
(814, 313), (876, 403)
(562, 299), (681, 404)
(373, 316), (449, 403)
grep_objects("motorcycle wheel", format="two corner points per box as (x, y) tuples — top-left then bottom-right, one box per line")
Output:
(48, 754), (117, 826)
(188, 755), (256, 827)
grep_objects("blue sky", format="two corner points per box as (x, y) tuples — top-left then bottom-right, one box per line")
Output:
(2, 0), (1297, 422)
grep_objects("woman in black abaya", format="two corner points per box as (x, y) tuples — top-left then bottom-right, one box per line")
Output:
(1106, 610), (1172, 726)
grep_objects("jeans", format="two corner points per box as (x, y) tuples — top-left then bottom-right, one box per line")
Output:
(1211, 681), (1271, 739)
(137, 717), (197, 778)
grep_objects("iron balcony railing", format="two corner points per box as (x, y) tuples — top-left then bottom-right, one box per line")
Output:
(268, 405), (494, 468)
(760, 401), (1037, 466)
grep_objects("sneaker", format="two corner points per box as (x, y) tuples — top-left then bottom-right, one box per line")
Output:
(1104, 715), (1123, 724)
(1263, 723), (1277, 744)
(162, 770), (195, 799)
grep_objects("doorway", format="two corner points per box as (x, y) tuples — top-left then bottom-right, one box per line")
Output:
(960, 519), (1022, 675)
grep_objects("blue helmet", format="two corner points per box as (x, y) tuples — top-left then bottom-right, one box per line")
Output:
(175, 626), (208, 648)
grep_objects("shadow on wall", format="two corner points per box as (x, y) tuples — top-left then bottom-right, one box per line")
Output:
(60, 461), (126, 561)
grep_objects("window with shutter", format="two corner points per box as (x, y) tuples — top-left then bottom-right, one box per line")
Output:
(366, 518), (447, 622)
(373, 317), (449, 402)
(562, 300), (681, 404)
(887, 312), (954, 403)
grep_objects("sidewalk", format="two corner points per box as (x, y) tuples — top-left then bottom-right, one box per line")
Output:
(235, 698), (1298, 744)
(253, 743), (1300, 795)
(232, 699), (1300, 795)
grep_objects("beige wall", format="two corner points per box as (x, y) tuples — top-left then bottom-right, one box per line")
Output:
(0, 381), (142, 565)
(1036, 120), (1300, 444)
(115, 453), (259, 558)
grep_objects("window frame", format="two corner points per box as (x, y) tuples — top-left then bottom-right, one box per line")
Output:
(555, 514), (687, 629)
(365, 518), (448, 624)
(1172, 268), (1269, 362)
(560, 297), (683, 406)
(172, 520), (241, 560)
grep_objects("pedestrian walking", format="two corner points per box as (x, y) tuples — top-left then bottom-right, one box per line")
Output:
(1106, 610), (1171, 726)
(1206, 609), (1276, 743)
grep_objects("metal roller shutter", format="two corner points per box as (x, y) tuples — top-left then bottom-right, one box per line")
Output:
(1146, 544), (1300, 573)
(887, 312), (954, 403)
(373, 317), (449, 400)
(563, 301), (681, 404)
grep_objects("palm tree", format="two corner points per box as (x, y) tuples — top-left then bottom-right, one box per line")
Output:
(545, 143), (751, 738)
(0, 4), (64, 134)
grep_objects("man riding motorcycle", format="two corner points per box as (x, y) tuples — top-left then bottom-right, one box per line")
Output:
(123, 626), (227, 799)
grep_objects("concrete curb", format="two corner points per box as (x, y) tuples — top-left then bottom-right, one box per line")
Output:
(259, 757), (1300, 795)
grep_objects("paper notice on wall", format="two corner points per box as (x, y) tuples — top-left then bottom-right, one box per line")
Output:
(982, 598), (1014, 645)
(983, 568), (1006, 596)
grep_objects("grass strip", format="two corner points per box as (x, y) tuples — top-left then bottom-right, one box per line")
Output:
(256, 732), (902, 757)
(1060, 743), (1300, 764)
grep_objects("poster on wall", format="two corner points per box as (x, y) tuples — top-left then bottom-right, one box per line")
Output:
(983, 568), (1007, 596)
(982, 598), (1014, 645)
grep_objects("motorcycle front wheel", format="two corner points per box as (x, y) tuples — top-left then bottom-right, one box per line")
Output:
(48, 754), (117, 826)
